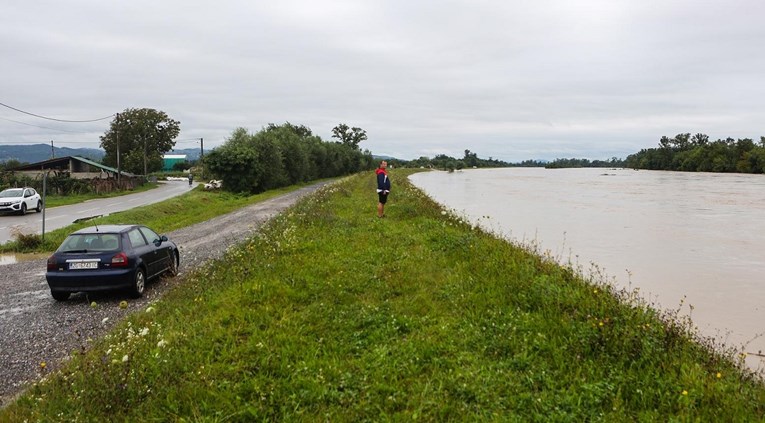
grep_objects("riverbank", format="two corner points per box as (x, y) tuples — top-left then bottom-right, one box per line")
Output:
(2, 170), (764, 421)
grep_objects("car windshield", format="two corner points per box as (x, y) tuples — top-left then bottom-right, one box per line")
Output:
(0, 189), (23, 198)
(58, 233), (121, 252)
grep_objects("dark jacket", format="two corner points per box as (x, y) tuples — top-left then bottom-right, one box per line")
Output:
(376, 168), (390, 192)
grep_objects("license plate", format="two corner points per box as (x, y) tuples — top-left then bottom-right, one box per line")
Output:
(69, 261), (98, 270)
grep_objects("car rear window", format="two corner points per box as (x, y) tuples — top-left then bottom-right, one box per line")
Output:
(58, 234), (121, 252)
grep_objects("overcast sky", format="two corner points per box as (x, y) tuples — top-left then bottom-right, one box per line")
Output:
(2, 0), (764, 162)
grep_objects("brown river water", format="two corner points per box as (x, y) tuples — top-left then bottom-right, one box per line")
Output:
(410, 167), (765, 372)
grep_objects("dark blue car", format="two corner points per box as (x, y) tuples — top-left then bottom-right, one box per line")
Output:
(46, 224), (179, 301)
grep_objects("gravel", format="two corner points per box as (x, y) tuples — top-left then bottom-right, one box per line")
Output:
(0, 182), (330, 407)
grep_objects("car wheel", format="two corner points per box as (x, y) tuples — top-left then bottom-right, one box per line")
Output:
(35, 201), (42, 212)
(167, 252), (179, 276)
(51, 291), (70, 301)
(18, 203), (26, 215)
(129, 268), (146, 298)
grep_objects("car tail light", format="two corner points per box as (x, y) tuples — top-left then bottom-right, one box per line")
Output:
(47, 255), (57, 271)
(111, 252), (129, 267)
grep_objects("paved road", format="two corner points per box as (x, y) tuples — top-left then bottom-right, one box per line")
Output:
(0, 180), (197, 244)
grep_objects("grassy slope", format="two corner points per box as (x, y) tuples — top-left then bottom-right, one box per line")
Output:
(0, 184), (303, 254)
(42, 182), (161, 208)
(2, 171), (764, 421)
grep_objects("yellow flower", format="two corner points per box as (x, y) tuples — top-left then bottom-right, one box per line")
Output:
(40, 362), (46, 369)
(682, 390), (688, 396)
(716, 372), (722, 379)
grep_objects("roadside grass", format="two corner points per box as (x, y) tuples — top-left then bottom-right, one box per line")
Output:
(2, 171), (764, 421)
(42, 182), (160, 208)
(0, 184), (308, 254)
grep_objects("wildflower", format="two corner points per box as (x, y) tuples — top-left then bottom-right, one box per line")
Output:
(157, 340), (167, 348)
(139, 327), (150, 337)
(682, 390), (688, 396)
(40, 362), (46, 369)
(716, 372), (722, 379)
(122, 355), (129, 363)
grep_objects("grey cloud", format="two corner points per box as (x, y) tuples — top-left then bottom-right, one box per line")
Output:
(2, 0), (764, 162)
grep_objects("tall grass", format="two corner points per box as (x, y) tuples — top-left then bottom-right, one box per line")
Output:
(2, 170), (763, 421)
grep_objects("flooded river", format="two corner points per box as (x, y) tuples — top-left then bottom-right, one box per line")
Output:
(410, 167), (765, 371)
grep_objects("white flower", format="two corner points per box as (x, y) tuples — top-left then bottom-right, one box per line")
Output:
(139, 327), (150, 337)
(157, 340), (167, 348)
(121, 355), (129, 363)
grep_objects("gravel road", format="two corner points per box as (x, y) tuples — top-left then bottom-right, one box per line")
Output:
(0, 182), (330, 407)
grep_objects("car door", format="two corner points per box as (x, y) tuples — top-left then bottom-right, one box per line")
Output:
(23, 189), (34, 209)
(138, 226), (171, 276)
(127, 228), (159, 277)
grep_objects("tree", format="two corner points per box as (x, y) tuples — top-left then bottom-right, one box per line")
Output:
(100, 108), (181, 175)
(172, 161), (192, 171)
(331, 123), (367, 150)
(463, 149), (479, 167)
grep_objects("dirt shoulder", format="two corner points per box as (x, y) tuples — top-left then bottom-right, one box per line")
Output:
(0, 181), (331, 407)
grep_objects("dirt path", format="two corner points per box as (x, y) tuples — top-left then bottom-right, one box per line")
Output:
(0, 181), (331, 407)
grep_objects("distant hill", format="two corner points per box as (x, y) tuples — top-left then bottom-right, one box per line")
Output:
(0, 145), (203, 165)
(0, 144), (104, 164)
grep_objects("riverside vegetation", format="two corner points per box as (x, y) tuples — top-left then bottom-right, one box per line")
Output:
(1, 170), (764, 421)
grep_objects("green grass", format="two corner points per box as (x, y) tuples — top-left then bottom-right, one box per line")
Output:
(0, 184), (309, 254)
(2, 170), (764, 421)
(43, 182), (161, 208)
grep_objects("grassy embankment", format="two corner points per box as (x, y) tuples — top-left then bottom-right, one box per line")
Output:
(42, 182), (161, 209)
(2, 170), (764, 421)
(0, 183), (304, 254)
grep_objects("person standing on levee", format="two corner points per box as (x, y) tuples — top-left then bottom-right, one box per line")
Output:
(376, 160), (391, 218)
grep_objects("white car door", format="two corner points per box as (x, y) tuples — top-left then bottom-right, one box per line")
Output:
(23, 189), (35, 209)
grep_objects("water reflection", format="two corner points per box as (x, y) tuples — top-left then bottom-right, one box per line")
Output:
(0, 253), (47, 265)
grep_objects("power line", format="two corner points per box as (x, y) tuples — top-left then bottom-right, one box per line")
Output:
(0, 101), (114, 123)
(0, 115), (91, 134)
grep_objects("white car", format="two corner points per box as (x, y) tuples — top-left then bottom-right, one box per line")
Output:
(0, 187), (43, 215)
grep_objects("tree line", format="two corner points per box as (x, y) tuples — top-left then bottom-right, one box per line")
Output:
(624, 133), (765, 173)
(398, 150), (515, 171)
(544, 157), (625, 169)
(204, 123), (374, 193)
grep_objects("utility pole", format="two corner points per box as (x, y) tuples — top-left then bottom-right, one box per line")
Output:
(50, 140), (54, 159)
(116, 113), (121, 183)
(200, 137), (204, 179)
